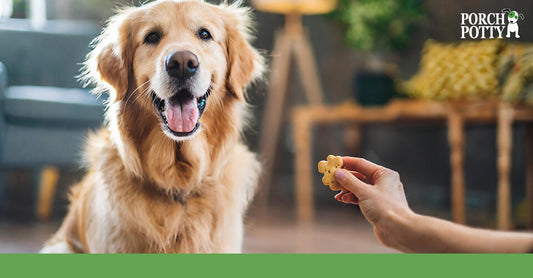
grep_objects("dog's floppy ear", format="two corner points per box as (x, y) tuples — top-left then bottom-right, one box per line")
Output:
(222, 3), (265, 101)
(81, 8), (135, 100)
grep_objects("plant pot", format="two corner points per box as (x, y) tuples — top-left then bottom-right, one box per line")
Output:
(354, 71), (396, 106)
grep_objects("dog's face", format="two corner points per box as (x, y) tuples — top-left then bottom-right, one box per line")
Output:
(507, 11), (519, 23)
(135, 1), (228, 140)
(85, 0), (264, 142)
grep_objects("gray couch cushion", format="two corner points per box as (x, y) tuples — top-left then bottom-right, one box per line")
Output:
(0, 26), (98, 88)
(0, 123), (88, 166)
(3, 86), (105, 126)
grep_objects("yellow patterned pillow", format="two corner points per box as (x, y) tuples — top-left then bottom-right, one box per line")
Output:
(404, 39), (502, 100)
(498, 43), (533, 103)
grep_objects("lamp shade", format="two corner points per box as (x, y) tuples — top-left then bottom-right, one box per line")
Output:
(253, 0), (337, 15)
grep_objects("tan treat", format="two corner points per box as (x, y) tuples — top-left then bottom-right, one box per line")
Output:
(317, 155), (343, 191)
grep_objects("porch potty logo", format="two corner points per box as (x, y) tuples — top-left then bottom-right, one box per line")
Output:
(461, 9), (524, 39)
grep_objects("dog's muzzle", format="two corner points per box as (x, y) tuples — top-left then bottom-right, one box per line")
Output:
(152, 50), (211, 139)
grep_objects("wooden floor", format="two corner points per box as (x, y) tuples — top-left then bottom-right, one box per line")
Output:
(0, 207), (396, 253)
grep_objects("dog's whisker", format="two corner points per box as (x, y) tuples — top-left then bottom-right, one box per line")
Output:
(125, 80), (151, 107)
(131, 86), (151, 105)
(129, 80), (150, 98)
(126, 80), (151, 105)
(137, 86), (155, 106)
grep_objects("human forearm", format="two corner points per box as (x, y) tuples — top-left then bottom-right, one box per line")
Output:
(333, 157), (533, 253)
(385, 212), (533, 253)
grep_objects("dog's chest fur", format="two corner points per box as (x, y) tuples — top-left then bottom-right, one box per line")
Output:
(121, 179), (241, 253)
(112, 191), (231, 253)
(49, 129), (258, 254)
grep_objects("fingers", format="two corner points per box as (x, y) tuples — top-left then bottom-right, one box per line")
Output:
(342, 193), (358, 204)
(342, 157), (383, 177)
(334, 191), (348, 201)
(334, 171), (365, 204)
(349, 171), (367, 183)
(342, 157), (397, 184)
(334, 191), (359, 204)
(334, 172), (365, 194)
(334, 169), (371, 198)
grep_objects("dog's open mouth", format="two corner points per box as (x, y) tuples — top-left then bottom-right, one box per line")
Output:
(152, 88), (210, 137)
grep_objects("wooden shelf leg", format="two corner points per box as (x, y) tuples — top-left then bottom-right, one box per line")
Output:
(292, 112), (313, 224)
(448, 108), (466, 224)
(526, 124), (533, 229)
(497, 103), (514, 230)
(37, 166), (59, 221)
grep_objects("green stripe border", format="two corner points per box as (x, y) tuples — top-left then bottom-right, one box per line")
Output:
(1, 254), (531, 277)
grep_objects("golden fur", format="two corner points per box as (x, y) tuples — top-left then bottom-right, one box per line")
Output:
(41, 0), (264, 253)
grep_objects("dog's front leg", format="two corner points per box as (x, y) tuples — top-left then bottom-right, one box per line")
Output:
(40, 241), (75, 253)
(216, 144), (261, 253)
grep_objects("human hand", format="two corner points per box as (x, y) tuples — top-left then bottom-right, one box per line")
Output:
(332, 157), (533, 253)
(334, 157), (414, 248)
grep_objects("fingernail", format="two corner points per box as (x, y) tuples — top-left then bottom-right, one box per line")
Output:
(335, 169), (346, 181)
(342, 194), (354, 203)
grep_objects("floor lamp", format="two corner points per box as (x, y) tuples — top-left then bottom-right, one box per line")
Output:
(253, 0), (336, 210)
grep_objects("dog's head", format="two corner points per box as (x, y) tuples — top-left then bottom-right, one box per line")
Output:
(83, 0), (264, 142)
(502, 8), (524, 24)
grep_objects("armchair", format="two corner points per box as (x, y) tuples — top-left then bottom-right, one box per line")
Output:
(0, 22), (105, 220)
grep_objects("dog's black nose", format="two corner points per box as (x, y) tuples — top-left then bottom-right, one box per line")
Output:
(165, 51), (199, 80)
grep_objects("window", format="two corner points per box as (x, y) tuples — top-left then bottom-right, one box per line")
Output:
(0, 0), (47, 29)
(0, 0), (13, 19)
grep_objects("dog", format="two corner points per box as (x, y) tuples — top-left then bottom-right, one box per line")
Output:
(41, 0), (264, 253)
(502, 8), (524, 39)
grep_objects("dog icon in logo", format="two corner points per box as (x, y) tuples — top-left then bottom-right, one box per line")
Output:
(502, 8), (524, 38)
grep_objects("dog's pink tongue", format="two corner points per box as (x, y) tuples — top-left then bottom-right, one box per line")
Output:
(165, 98), (199, 133)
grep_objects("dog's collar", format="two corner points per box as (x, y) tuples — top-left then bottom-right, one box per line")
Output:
(148, 184), (200, 205)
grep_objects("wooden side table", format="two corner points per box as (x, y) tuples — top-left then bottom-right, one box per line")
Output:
(291, 99), (533, 230)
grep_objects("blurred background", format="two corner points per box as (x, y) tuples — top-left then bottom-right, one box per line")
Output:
(0, 0), (532, 253)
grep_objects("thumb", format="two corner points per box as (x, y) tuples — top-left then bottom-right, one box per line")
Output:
(335, 169), (370, 198)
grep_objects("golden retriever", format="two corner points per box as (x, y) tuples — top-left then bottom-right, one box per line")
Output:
(41, 0), (264, 253)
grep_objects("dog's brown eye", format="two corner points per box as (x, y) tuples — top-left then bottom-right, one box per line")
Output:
(198, 28), (212, 41)
(144, 31), (161, 45)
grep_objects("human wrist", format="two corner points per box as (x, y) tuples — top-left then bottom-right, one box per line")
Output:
(377, 207), (420, 251)
(385, 206), (417, 228)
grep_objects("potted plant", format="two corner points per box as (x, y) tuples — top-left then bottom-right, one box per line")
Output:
(329, 0), (426, 105)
